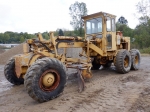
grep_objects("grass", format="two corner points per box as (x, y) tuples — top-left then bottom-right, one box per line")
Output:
(140, 47), (150, 54)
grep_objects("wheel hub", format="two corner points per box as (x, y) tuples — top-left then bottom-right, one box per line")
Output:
(135, 55), (139, 64)
(124, 56), (129, 68)
(42, 73), (55, 87)
(39, 69), (60, 92)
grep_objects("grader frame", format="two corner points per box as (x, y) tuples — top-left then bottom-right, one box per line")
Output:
(4, 12), (141, 102)
(15, 12), (130, 78)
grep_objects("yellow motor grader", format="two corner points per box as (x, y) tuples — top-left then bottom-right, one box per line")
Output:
(4, 12), (141, 102)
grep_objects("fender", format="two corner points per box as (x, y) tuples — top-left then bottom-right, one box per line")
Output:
(15, 53), (43, 78)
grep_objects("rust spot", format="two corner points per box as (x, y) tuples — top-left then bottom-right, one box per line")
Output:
(39, 69), (60, 92)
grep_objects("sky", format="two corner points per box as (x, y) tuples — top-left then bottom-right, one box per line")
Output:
(0, 0), (140, 33)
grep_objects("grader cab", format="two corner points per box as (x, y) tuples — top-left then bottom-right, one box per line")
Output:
(4, 12), (141, 102)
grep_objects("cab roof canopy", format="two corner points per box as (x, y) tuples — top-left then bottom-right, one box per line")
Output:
(82, 11), (116, 20)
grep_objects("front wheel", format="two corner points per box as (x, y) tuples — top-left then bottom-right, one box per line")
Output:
(24, 57), (66, 102)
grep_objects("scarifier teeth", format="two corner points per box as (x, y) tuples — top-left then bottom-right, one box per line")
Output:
(77, 69), (85, 93)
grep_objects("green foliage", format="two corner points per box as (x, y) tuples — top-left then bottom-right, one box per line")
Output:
(140, 47), (150, 54)
(118, 16), (128, 25)
(0, 31), (35, 43)
(42, 32), (49, 40)
(20, 36), (25, 43)
(116, 23), (132, 35)
(58, 29), (64, 36)
(133, 17), (150, 49)
(55, 28), (84, 37)
(73, 28), (85, 37)
(64, 30), (74, 36)
(116, 15), (150, 50)
(133, 0), (150, 50)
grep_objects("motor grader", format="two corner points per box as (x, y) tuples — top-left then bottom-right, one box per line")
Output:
(4, 12), (141, 102)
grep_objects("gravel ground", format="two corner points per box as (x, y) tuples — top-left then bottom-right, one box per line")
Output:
(0, 44), (150, 112)
(0, 44), (23, 64)
(0, 56), (150, 112)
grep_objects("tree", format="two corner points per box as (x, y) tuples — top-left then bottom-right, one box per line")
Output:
(69, 1), (87, 36)
(134, 0), (150, 49)
(116, 22), (133, 38)
(118, 16), (128, 24)
(136, 0), (150, 24)
(20, 36), (25, 43)
(136, 0), (150, 16)
(4, 33), (10, 43)
(117, 16), (130, 42)
(58, 29), (64, 36)
(0, 33), (4, 43)
(42, 32), (49, 40)
(134, 19), (150, 48)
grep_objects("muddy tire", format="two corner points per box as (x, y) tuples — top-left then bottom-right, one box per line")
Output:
(91, 58), (101, 70)
(115, 49), (131, 74)
(130, 49), (141, 70)
(24, 57), (66, 102)
(4, 58), (24, 85)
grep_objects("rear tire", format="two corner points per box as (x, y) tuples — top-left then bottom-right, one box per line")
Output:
(91, 58), (101, 70)
(24, 57), (66, 102)
(115, 49), (131, 74)
(130, 49), (141, 70)
(4, 58), (24, 85)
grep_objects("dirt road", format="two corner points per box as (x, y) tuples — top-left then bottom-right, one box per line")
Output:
(0, 56), (150, 112)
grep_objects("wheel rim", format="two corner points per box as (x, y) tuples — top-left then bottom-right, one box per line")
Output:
(39, 69), (60, 92)
(124, 56), (129, 68)
(134, 55), (139, 65)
